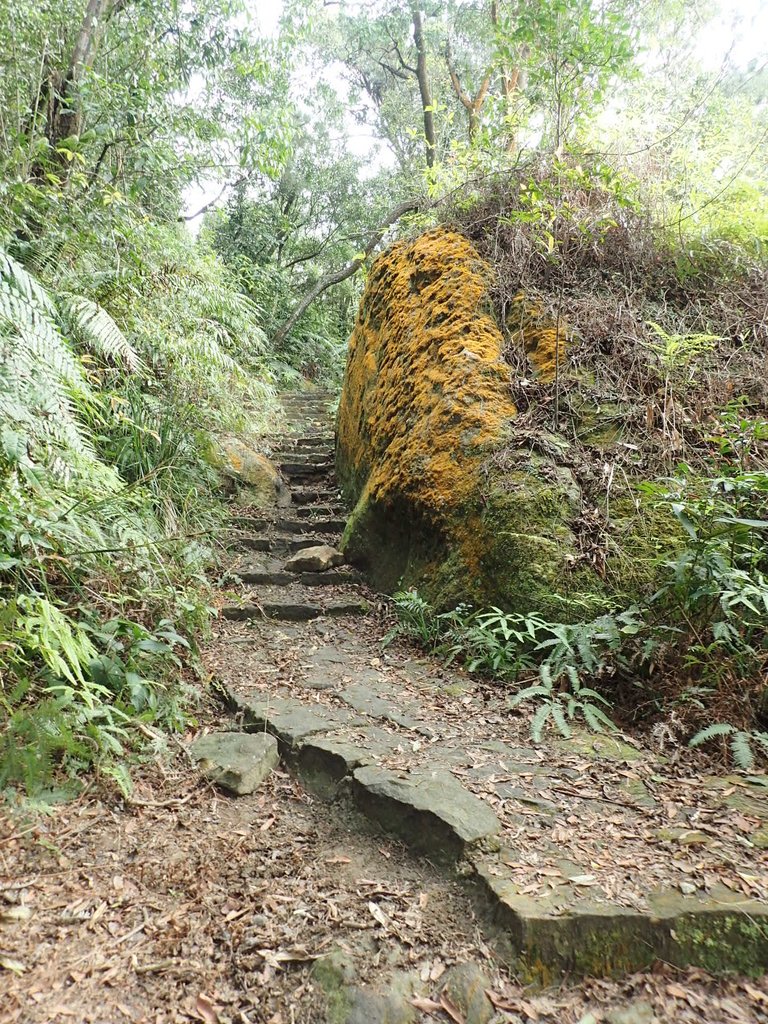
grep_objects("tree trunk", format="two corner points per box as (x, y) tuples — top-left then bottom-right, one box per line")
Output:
(272, 199), (419, 350)
(410, 5), (436, 168)
(46, 0), (114, 154)
(491, 0), (525, 154)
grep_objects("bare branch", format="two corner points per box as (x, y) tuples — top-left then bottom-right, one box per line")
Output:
(272, 198), (420, 349)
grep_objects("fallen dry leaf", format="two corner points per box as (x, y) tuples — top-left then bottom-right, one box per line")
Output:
(367, 901), (390, 929)
(439, 992), (466, 1024)
(0, 954), (26, 974)
(410, 996), (443, 1014)
(194, 993), (219, 1024)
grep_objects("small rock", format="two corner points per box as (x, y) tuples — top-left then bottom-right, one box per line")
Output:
(346, 988), (416, 1024)
(190, 732), (279, 796)
(346, 971), (419, 1024)
(606, 1000), (657, 1024)
(285, 544), (344, 573)
(438, 963), (494, 1024)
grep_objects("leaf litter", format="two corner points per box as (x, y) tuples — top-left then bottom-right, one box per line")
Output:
(1, 610), (766, 1022)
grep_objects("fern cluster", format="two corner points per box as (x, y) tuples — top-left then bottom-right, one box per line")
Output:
(0, 222), (276, 798)
(390, 460), (768, 770)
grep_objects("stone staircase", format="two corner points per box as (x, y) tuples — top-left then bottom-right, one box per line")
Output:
(208, 389), (768, 986)
(221, 391), (369, 623)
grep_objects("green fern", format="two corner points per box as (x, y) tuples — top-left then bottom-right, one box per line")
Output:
(690, 722), (768, 771)
(61, 295), (144, 373)
(0, 250), (57, 315)
(0, 255), (95, 462)
(509, 672), (617, 743)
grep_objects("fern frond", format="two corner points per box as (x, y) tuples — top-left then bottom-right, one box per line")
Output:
(690, 722), (735, 746)
(61, 295), (144, 373)
(550, 701), (571, 738)
(0, 249), (97, 466)
(583, 704), (617, 734)
(508, 684), (550, 707)
(531, 703), (552, 742)
(730, 732), (756, 772)
(0, 249), (56, 314)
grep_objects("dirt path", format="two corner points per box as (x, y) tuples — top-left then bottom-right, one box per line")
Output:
(2, 391), (767, 1024)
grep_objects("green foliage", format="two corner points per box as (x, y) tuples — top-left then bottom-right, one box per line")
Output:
(0, 221), (267, 797)
(385, 589), (447, 649)
(390, 459), (768, 764)
(643, 466), (768, 682)
(389, 592), (627, 739)
(645, 322), (721, 371)
(690, 724), (768, 773)
(508, 671), (617, 742)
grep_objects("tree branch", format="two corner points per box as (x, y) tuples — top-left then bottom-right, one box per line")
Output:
(272, 198), (420, 349)
(410, 4), (436, 167)
(178, 177), (247, 222)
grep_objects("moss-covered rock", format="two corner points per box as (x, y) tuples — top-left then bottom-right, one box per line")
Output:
(210, 435), (290, 508)
(336, 226), (678, 614)
(336, 228), (598, 613)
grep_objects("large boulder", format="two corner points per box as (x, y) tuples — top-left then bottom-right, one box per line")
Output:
(335, 227), (604, 614)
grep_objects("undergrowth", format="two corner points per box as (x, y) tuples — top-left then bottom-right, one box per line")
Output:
(0, 208), (278, 800)
(387, 160), (768, 770)
(389, 457), (768, 768)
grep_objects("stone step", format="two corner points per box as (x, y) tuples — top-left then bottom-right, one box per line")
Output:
(231, 516), (347, 535)
(281, 517), (345, 534)
(281, 462), (335, 478)
(275, 452), (333, 466)
(290, 436), (335, 449)
(280, 401), (336, 412)
(291, 504), (346, 519)
(281, 405), (334, 416)
(290, 488), (341, 505)
(279, 441), (333, 453)
(234, 568), (362, 587)
(221, 599), (368, 622)
(279, 391), (336, 401)
(286, 423), (332, 436)
(282, 400), (334, 410)
(215, 684), (768, 978)
(232, 534), (336, 553)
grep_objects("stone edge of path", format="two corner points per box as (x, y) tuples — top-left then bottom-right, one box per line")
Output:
(220, 686), (768, 979)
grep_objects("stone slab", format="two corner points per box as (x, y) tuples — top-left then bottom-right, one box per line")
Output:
(352, 765), (500, 860)
(221, 599), (368, 622)
(338, 683), (436, 736)
(472, 854), (768, 979)
(297, 728), (403, 798)
(228, 693), (364, 748)
(190, 731), (279, 795)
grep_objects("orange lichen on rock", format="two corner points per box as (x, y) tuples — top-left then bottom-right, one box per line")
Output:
(507, 292), (567, 382)
(337, 227), (516, 524)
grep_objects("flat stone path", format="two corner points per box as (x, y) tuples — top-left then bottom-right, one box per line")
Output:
(206, 391), (768, 982)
